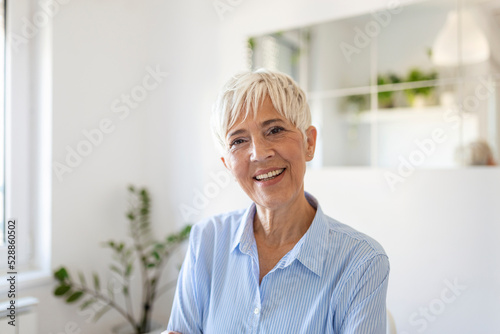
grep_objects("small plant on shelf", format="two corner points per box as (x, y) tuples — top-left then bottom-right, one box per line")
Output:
(53, 185), (191, 334)
(404, 68), (438, 107)
(344, 94), (369, 114)
(377, 73), (402, 108)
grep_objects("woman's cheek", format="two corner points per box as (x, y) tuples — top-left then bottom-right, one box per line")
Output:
(230, 155), (246, 174)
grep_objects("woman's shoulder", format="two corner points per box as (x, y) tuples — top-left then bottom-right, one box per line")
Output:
(321, 214), (387, 260)
(192, 208), (247, 234)
(307, 193), (386, 258)
(188, 208), (249, 251)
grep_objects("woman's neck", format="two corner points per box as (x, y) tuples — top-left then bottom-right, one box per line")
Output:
(253, 192), (316, 248)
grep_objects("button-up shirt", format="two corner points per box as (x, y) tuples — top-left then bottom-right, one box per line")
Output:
(166, 192), (389, 333)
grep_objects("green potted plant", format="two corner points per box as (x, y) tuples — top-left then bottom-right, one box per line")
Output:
(53, 186), (191, 334)
(404, 68), (438, 107)
(377, 73), (401, 108)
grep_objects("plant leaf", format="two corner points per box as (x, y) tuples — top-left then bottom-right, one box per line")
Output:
(181, 225), (192, 238)
(66, 291), (84, 303)
(80, 298), (96, 311)
(93, 305), (112, 322)
(78, 272), (86, 287)
(93, 273), (100, 291)
(110, 265), (121, 275)
(125, 263), (133, 277)
(54, 285), (71, 296)
(107, 283), (115, 301)
(54, 267), (69, 281)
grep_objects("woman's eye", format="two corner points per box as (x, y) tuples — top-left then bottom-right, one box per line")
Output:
(230, 138), (245, 147)
(269, 126), (284, 135)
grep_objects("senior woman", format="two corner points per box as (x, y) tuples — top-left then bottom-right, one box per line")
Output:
(165, 69), (390, 334)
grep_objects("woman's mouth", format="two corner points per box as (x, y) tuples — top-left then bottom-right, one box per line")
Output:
(254, 168), (285, 182)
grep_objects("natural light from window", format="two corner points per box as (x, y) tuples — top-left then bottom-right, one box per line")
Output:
(0, 0), (5, 247)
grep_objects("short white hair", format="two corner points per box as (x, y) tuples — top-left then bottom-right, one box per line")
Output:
(211, 69), (311, 152)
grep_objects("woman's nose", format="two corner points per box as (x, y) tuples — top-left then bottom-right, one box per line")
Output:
(250, 137), (274, 161)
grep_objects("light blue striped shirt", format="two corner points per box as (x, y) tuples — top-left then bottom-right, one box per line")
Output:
(166, 192), (389, 334)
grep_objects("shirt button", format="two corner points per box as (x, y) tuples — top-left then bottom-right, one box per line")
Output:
(254, 307), (260, 315)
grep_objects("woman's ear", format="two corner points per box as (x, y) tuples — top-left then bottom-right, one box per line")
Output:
(305, 126), (317, 159)
(221, 157), (229, 169)
(221, 157), (237, 182)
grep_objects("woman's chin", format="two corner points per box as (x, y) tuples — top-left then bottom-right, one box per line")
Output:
(251, 189), (301, 212)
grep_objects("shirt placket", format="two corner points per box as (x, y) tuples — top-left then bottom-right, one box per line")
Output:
(248, 242), (262, 334)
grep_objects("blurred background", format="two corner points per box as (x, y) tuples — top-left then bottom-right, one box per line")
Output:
(1, 0), (500, 333)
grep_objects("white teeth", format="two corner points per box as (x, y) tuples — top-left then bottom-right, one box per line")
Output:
(255, 168), (284, 180)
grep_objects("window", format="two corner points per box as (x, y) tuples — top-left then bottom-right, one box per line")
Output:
(0, 0), (5, 247)
(0, 0), (52, 286)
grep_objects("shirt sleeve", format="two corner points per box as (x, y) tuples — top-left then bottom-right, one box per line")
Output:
(336, 253), (390, 334)
(166, 227), (203, 334)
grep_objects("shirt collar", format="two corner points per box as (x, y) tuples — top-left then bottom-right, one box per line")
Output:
(294, 192), (329, 277)
(231, 202), (256, 254)
(231, 192), (330, 277)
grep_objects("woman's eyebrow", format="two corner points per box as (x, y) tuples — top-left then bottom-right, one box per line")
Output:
(227, 129), (246, 139)
(261, 118), (284, 127)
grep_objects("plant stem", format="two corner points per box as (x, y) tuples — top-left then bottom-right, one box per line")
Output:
(144, 243), (181, 327)
(130, 212), (152, 332)
(124, 275), (134, 325)
(76, 284), (139, 333)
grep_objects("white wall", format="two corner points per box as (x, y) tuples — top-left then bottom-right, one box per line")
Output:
(36, 0), (224, 332)
(16, 0), (500, 333)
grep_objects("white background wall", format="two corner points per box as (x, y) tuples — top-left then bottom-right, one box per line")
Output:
(9, 0), (500, 333)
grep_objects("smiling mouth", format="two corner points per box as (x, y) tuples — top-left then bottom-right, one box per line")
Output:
(253, 168), (285, 182)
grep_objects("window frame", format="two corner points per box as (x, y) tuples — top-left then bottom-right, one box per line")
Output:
(0, 0), (52, 292)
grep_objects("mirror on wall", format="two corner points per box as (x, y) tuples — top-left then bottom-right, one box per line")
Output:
(247, 0), (500, 168)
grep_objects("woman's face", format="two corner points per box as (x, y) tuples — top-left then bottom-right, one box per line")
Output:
(221, 97), (316, 211)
